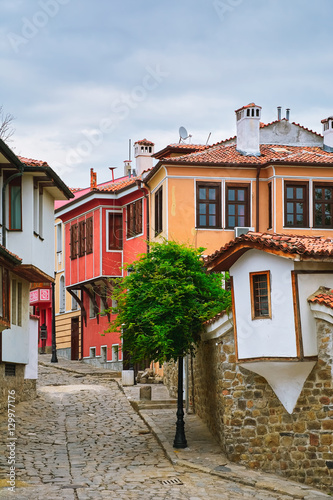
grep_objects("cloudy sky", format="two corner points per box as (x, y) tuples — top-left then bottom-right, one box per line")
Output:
(1, 0), (333, 188)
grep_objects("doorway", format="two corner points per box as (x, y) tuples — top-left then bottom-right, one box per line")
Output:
(71, 317), (80, 360)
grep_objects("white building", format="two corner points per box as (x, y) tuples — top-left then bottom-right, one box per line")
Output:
(0, 138), (73, 410)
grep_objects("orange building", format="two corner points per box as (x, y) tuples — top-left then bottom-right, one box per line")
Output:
(144, 103), (333, 254)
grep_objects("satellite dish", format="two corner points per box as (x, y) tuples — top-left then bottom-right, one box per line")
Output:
(179, 126), (188, 141)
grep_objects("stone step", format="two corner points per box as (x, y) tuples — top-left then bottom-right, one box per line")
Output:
(130, 400), (177, 411)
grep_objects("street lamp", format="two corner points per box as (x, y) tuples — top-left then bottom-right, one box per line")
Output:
(173, 356), (187, 448)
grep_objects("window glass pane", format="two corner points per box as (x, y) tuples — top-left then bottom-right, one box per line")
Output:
(209, 215), (216, 226)
(12, 280), (16, 325)
(238, 216), (245, 226)
(286, 214), (294, 225)
(229, 205), (235, 215)
(238, 205), (245, 216)
(228, 189), (235, 201)
(296, 187), (303, 199)
(208, 189), (216, 200)
(296, 214), (303, 223)
(296, 203), (303, 214)
(10, 185), (22, 229)
(286, 187), (293, 199)
(199, 215), (206, 226)
(209, 204), (216, 215)
(228, 215), (235, 227)
(199, 204), (206, 214)
(199, 188), (206, 200)
(315, 188), (323, 200)
(238, 190), (245, 201)
(287, 203), (294, 213)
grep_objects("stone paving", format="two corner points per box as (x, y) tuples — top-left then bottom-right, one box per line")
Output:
(0, 357), (330, 500)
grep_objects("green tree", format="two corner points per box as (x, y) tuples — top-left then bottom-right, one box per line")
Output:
(109, 240), (231, 364)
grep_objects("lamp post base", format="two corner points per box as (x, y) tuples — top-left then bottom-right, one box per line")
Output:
(173, 356), (187, 449)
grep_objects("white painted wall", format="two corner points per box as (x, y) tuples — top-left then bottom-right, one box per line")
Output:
(2, 278), (30, 364)
(7, 175), (55, 278)
(260, 121), (323, 147)
(231, 249), (296, 359)
(298, 273), (333, 357)
(25, 317), (38, 379)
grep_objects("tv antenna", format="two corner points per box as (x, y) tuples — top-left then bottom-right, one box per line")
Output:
(179, 126), (192, 143)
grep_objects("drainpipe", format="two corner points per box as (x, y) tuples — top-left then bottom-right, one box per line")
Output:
(2, 171), (24, 247)
(256, 167), (261, 232)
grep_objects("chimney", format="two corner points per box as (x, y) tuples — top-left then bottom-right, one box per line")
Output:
(134, 139), (155, 175)
(321, 116), (333, 152)
(277, 106), (282, 121)
(286, 108), (290, 121)
(124, 160), (132, 177)
(90, 168), (97, 190)
(235, 103), (261, 156)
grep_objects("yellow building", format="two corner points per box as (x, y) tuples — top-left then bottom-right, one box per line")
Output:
(143, 104), (333, 254)
(54, 217), (81, 360)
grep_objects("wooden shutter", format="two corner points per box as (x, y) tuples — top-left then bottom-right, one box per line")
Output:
(86, 217), (93, 254)
(135, 200), (142, 235)
(109, 213), (123, 250)
(70, 224), (78, 259)
(79, 220), (86, 257)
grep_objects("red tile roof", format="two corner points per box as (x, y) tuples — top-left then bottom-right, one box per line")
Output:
(94, 176), (138, 193)
(235, 102), (261, 112)
(165, 143), (333, 167)
(17, 156), (49, 167)
(205, 232), (333, 271)
(0, 244), (22, 264)
(308, 287), (333, 309)
(135, 139), (154, 146)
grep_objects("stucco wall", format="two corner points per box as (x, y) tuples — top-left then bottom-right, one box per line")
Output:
(164, 318), (333, 493)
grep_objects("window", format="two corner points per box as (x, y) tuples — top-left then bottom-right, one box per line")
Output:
(78, 220), (86, 257)
(0, 267), (10, 325)
(127, 200), (143, 238)
(268, 183), (272, 229)
(59, 275), (65, 313)
(86, 217), (93, 254)
(71, 292), (78, 311)
(108, 213), (123, 250)
(226, 184), (250, 228)
(70, 223), (78, 259)
(56, 223), (62, 253)
(196, 182), (221, 228)
(112, 344), (119, 362)
(154, 187), (163, 236)
(250, 271), (271, 319)
(33, 186), (38, 233)
(284, 182), (308, 227)
(11, 279), (22, 326)
(89, 295), (96, 318)
(313, 184), (333, 228)
(39, 190), (43, 238)
(9, 177), (22, 230)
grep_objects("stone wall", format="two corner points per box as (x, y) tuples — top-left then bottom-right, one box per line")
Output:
(0, 363), (37, 414)
(164, 318), (333, 494)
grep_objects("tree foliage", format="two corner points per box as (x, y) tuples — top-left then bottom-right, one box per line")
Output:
(109, 240), (231, 364)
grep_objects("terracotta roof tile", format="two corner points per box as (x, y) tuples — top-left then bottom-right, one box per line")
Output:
(167, 143), (333, 166)
(308, 287), (333, 309)
(17, 156), (49, 167)
(95, 176), (138, 193)
(135, 139), (154, 146)
(205, 232), (333, 267)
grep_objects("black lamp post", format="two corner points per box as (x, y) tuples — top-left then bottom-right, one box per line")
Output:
(173, 356), (187, 448)
(51, 281), (58, 363)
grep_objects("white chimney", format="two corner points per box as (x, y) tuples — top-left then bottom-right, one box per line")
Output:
(321, 117), (333, 152)
(124, 160), (132, 176)
(134, 139), (154, 176)
(235, 103), (261, 156)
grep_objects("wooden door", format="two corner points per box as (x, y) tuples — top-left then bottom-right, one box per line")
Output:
(71, 317), (80, 360)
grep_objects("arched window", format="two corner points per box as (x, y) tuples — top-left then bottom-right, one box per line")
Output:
(59, 275), (65, 313)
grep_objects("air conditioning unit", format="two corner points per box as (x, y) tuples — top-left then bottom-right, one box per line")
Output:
(234, 226), (254, 238)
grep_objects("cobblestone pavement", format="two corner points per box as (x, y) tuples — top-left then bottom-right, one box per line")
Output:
(0, 361), (330, 500)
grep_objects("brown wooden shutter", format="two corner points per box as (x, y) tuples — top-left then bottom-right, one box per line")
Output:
(135, 200), (142, 235)
(70, 224), (78, 259)
(79, 221), (86, 257)
(109, 213), (123, 250)
(86, 217), (93, 254)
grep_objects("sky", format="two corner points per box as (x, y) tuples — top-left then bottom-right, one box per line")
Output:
(1, 0), (333, 188)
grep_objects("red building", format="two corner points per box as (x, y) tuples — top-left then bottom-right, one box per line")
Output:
(54, 143), (152, 368)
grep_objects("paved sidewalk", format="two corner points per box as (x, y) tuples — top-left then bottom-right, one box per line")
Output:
(38, 356), (331, 499)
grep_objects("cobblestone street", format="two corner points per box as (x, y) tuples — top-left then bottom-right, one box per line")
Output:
(0, 362), (330, 499)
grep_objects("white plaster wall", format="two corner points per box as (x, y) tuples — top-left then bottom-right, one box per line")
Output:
(298, 273), (333, 357)
(236, 116), (260, 155)
(7, 176), (55, 278)
(231, 249), (296, 359)
(260, 122), (323, 147)
(2, 279), (30, 364)
(25, 317), (38, 379)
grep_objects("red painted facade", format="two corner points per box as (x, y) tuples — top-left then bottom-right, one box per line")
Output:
(55, 175), (148, 364)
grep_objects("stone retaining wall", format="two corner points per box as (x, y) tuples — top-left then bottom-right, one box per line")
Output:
(164, 318), (333, 493)
(0, 363), (37, 414)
